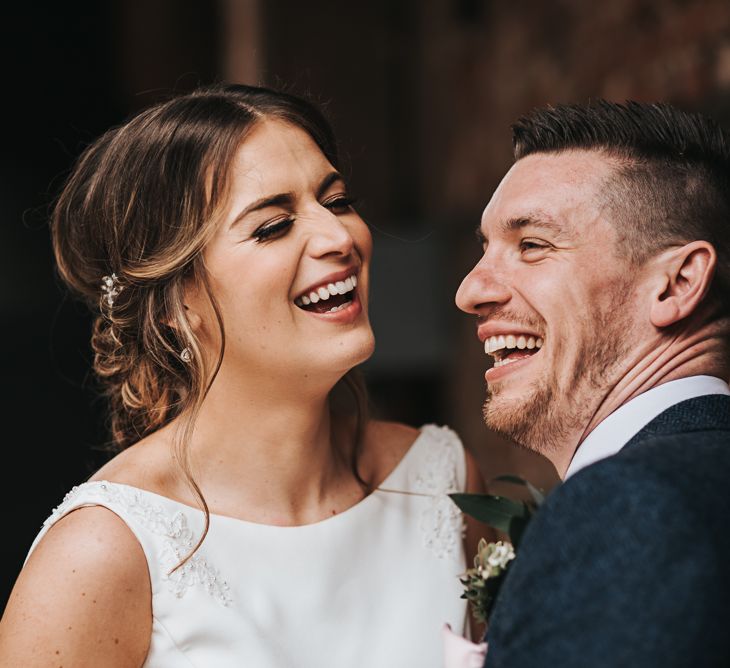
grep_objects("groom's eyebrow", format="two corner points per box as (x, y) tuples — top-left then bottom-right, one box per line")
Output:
(500, 214), (568, 239)
(475, 213), (566, 245)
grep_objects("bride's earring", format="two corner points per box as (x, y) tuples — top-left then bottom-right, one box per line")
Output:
(180, 347), (193, 363)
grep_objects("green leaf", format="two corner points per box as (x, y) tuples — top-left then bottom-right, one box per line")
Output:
(491, 474), (546, 506)
(449, 492), (532, 545)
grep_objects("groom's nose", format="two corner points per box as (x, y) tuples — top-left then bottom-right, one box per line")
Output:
(455, 255), (512, 315)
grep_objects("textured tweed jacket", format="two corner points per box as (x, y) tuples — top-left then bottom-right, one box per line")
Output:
(484, 394), (730, 668)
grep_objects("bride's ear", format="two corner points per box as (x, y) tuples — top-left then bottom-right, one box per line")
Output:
(166, 279), (205, 334)
(181, 303), (203, 332)
(649, 240), (716, 328)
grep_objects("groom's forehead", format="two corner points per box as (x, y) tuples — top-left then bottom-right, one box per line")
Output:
(479, 151), (615, 237)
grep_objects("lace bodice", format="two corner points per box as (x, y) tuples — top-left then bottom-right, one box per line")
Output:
(29, 424), (469, 667)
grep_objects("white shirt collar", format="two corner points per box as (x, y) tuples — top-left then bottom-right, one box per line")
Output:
(564, 375), (730, 480)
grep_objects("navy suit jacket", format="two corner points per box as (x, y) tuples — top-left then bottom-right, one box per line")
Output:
(484, 394), (730, 667)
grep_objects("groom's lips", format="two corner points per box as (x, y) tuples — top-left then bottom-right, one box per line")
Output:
(477, 322), (544, 383)
(484, 354), (536, 383)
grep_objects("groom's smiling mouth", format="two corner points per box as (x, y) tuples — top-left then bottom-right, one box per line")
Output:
(484, 334), (544, 369)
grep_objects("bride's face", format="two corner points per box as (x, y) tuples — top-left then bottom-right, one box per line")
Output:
(189, 119), (374, 383)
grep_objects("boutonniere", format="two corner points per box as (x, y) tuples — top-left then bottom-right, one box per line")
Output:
(449, 476), (545, 626)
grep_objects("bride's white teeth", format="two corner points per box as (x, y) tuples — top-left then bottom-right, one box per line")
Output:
(517, 335), (527, 349)
(526, 336), (536, 349)
(536, 338), (544, 348)
(326, 302), (349, 313)
(295, 273), (359, 309)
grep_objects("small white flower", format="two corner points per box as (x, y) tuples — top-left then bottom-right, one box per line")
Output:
(487, 542), (516, 569)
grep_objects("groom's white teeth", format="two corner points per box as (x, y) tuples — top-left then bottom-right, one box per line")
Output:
(318, 287), (330, 300)
(335, 281), (347, 294)
(301, 294), (311, 305)
(484, 333), (544, 356)
(309, 291), (320, 303)
(493, 356), (522, 369)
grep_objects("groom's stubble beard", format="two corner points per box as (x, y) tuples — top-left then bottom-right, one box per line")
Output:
(483, 280), (635, 457)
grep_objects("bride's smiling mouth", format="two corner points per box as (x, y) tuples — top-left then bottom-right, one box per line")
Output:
(293, 269), (360, 316)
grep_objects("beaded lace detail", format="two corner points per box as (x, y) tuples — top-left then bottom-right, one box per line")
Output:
(44, 481), (233, 606)
(413, 425), (466, 559)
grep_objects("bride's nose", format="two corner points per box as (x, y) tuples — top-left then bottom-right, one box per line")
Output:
(306, 212), (356, 258)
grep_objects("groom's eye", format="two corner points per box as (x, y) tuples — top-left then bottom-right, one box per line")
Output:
(520, 240), (546, 251)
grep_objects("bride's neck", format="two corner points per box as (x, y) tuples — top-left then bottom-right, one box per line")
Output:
(170, 365), (356, 524)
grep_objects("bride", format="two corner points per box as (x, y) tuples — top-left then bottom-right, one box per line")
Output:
(0, 83), (489, 667)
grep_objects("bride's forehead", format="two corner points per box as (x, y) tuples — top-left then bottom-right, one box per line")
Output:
(233, 120), (328, 169)
(225, 121), (332, 195)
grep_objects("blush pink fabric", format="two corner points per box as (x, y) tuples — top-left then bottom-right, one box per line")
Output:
(443, 624), (487, 668)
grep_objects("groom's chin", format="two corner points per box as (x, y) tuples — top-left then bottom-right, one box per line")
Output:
(482, 385), (554, 450)
(482, 393), (527, 440)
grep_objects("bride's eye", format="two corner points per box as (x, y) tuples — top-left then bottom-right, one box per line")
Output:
(252, 217), (295, 242)
(323, 195), (358, 215)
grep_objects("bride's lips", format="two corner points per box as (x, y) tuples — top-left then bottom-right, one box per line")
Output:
(303, 290), (362, 324)
(293, 266), (363, 324)
(294, 267), (359, 302)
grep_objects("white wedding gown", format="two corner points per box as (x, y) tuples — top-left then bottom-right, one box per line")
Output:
(29, 424), (469, 667)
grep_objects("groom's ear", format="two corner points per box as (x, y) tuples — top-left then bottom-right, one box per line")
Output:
(649, 240), (717, 328)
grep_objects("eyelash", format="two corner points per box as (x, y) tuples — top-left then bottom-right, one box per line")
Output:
(324, 195), (358, 213)
(520, 239), (547, 252)
(252, 217), (295, 242)
(251, 195), (358, 243)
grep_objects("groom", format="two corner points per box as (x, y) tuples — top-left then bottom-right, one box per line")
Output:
(456, 100), (730, 666)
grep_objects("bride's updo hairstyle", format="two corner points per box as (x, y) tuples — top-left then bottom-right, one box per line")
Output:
(52, 83), (369, 554)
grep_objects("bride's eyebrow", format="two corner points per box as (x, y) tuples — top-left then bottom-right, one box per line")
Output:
(229, 193), (294, 230)
(316, 171), (345, 197)
(229, 171), (345, 231)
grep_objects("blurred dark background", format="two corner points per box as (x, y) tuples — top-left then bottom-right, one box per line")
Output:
(3, 0), (730, 609)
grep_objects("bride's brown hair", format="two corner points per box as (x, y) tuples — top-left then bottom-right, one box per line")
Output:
(51, 83), (369, 562)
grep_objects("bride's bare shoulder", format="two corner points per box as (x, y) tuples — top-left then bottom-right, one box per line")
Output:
(0, 503), (151, 666)
(88, 428), (174, 493)
(361, 419), (421, 485)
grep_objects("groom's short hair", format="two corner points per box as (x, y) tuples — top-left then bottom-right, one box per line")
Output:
(511, 100), (730, 316)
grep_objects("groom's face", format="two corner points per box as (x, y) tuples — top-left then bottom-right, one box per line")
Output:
(456, 150), (639, 456)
